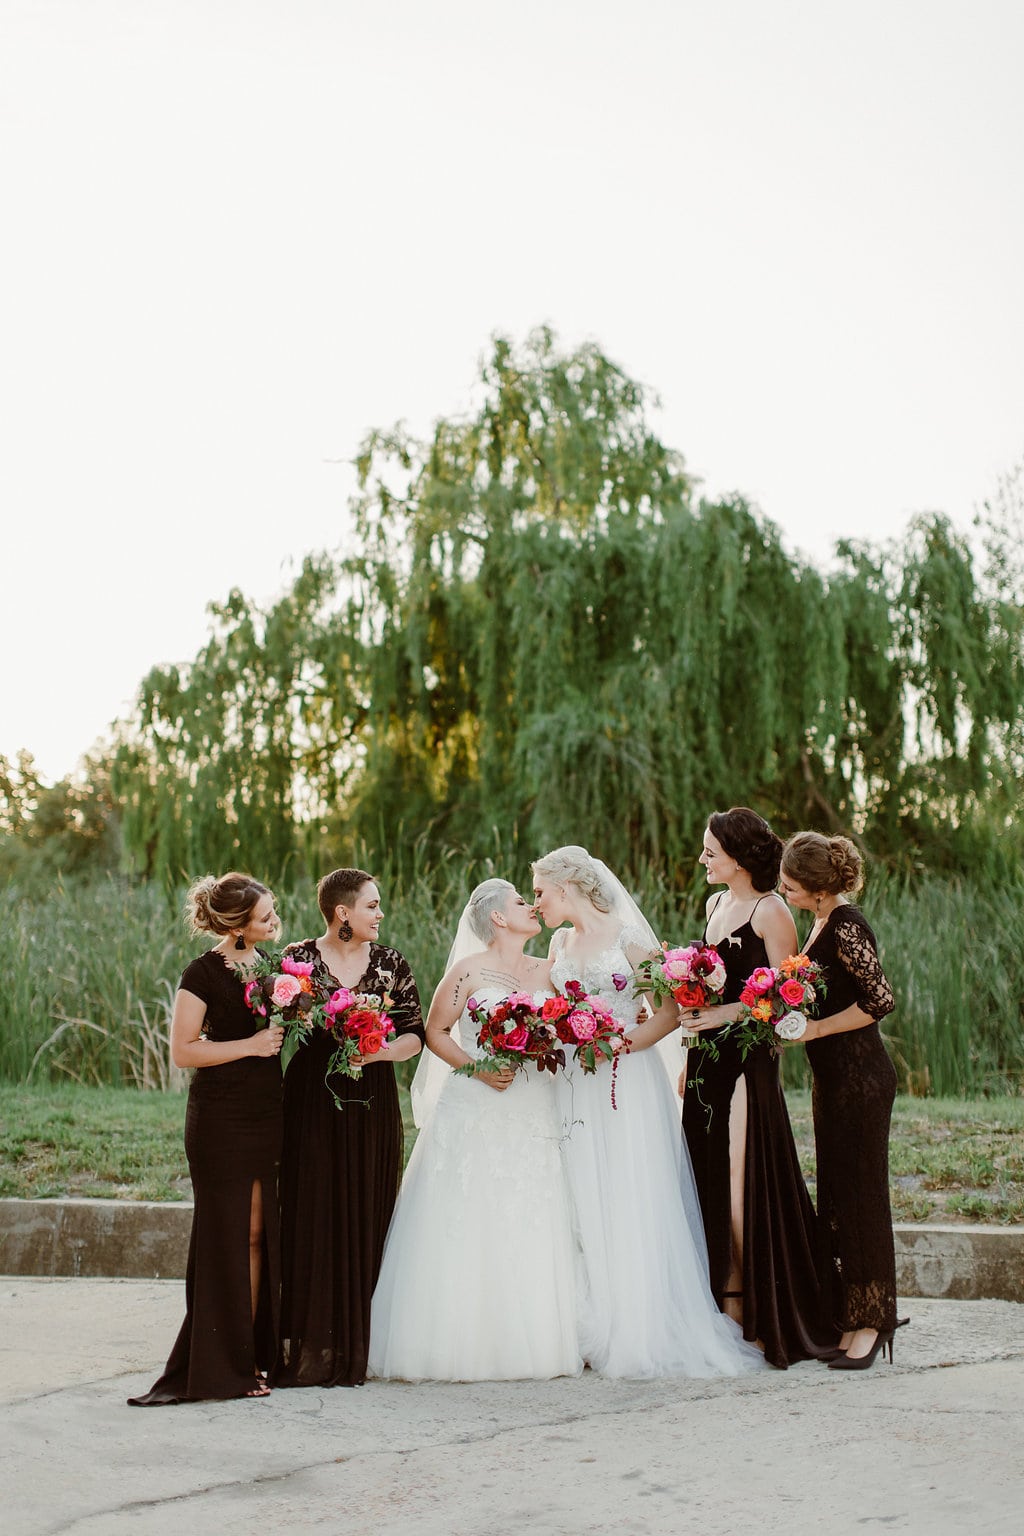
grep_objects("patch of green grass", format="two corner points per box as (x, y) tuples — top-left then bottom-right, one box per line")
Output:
(786, 1090), (1024, 1226)
(1, 1084), (1021, 1221)
(0, 1084), (191, 1201)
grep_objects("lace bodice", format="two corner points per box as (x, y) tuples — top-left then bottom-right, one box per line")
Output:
(806, 906), (895, 1022)
(549, 924), (649, 1035)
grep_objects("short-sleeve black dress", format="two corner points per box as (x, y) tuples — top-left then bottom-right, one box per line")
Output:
(128, 949), (283, 1405)
(275, 941), (424, 1388)
(682, 895), (837, 1367)
(804, 905), (898, 1334)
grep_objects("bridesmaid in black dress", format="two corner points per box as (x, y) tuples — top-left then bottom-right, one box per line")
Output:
(779, 832), (900, 1370)
(682, 808), (836, 1368)
(129, 872), (284, 1405)
(275, 867), (424, 1388)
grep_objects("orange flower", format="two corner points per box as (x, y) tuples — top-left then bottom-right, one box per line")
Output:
(779, 953), (810, 976)
(752, 999), (774, 1022)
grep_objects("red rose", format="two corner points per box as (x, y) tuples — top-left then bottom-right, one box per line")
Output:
(739, 986), (757, 1007)
(345, 1008), (380, 1036)
(542, 996), (571, 1020)
(358, 1029), (385, 1056)
(673, 981), (707, 1008)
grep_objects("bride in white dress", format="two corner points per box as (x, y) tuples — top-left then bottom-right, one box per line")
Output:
(532, 846), (762, 1379)
(367, 879), (581, 1382)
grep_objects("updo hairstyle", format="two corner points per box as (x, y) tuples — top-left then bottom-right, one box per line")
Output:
(185, 872), (270, 937)
(531, 846), (613, 913)
(317, 867), (375, 923)
(708, 807), (783, 893)
(781, 833), (863, 897)
(466, 878), (516, 943)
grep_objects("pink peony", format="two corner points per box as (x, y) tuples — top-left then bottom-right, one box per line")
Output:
(661, 946), (697, 982)
(325, 987), (356, 1015)
(270, 974), (302, 1007)
(747, 967), (777, 996)
(281, 955), (315, 977)
(503, 1024), (530, 1052)
(778, 978), (807, 1006)
(568, 1010), (598, 1042)
(506, 992), (535, 1010)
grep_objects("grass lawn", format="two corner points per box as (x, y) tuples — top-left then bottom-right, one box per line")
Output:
(1, 1084), (1021, 1223)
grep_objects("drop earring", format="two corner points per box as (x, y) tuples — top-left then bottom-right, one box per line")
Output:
(234, 933), (246, 951)
(338, 919), (353, 942)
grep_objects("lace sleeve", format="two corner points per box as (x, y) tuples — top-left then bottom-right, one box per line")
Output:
(386, 952), (425, 1043)
(833, 915), (895, 1022)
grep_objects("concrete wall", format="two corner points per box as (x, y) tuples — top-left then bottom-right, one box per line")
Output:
(0, 1199), (1021, 1301)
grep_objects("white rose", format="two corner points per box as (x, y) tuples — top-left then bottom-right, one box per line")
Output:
(774, 1010), (808, 1041)
(706, 963), (727, 992)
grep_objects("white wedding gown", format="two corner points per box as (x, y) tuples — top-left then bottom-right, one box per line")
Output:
(367, 987), (582, 1382)
(551, 925), (763, 1378)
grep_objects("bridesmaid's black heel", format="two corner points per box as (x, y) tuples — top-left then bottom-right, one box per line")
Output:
(828, 1324), (904, 1371)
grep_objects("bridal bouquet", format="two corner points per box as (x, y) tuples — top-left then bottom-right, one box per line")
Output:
(243, 951), (321, 1036)
(323, 986), (397, 1086)
(632, 940), (727, 1051)
(454, 993), (565, 1080)
(724, 954), (827, 1059)
(542, 981), (629, 1107)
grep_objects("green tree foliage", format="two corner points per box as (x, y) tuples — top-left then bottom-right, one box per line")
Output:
(0, 750), (118, 886)
(102, 328), (1022, 884)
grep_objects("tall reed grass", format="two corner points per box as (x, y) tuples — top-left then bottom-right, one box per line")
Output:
(1, 861), (1020, 1097)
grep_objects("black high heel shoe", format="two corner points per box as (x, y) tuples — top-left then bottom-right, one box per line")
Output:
(828, 1318), (909, 1372)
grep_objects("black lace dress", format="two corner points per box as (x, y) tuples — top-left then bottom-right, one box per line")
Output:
(682, 896), (836, 1367)
(128, 949), (283, 1405)
(275, 941), (424, 1388)
(804, 905), (897, 1334)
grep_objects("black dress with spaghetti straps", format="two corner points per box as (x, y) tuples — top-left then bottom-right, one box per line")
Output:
(682, 895), (837, 1367)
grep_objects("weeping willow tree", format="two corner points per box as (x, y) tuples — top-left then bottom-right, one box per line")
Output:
(111, 328), (1024, 884)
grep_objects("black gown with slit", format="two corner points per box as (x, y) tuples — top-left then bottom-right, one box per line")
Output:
(804, 905), (898, 1334)
(682, 895), (836, 1367)
(275, 941), (424, 1388)
(128, 950), (283, 1405)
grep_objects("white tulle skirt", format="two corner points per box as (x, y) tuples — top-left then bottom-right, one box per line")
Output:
(368, 1065), (582, 1383)
(555, 1047), (763, 1379)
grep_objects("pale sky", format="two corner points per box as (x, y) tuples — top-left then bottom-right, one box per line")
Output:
(2, 0), (1022, 782)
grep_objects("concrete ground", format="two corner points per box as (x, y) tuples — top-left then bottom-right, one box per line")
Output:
(1, 1278), (1022, 1536)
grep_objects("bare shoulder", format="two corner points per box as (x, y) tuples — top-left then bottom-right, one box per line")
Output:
(753, 892), (797, 938)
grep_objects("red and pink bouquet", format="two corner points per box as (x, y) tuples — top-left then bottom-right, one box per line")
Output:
(323, 986), (397, 1084)
(244, 952), (320, 1036)
(542, 981), (630, 1107)
(454, 992), (565, 1080)
(632, 941), (727, 1011)
(633, 940), (728, 1050)
(724, 953), (827, 1059)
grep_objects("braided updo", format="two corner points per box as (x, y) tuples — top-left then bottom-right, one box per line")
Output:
(781, 832), (863, 897)
(531, 846), (613, 913)
(708, 807), (783, 893)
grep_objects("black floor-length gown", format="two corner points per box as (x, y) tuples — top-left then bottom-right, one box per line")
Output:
(682, 895), (836, 1367)
(128, 950), (283, 1405)
(804, 905), (898, 1334)
(275, 941), (424, 1388)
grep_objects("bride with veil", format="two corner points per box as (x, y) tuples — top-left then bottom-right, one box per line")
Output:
(367, 879), (581, 1382)
(532, 846), (762, 1378)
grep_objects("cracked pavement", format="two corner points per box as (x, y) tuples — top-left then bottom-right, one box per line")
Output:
(1, 1279), (1022, 1535)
